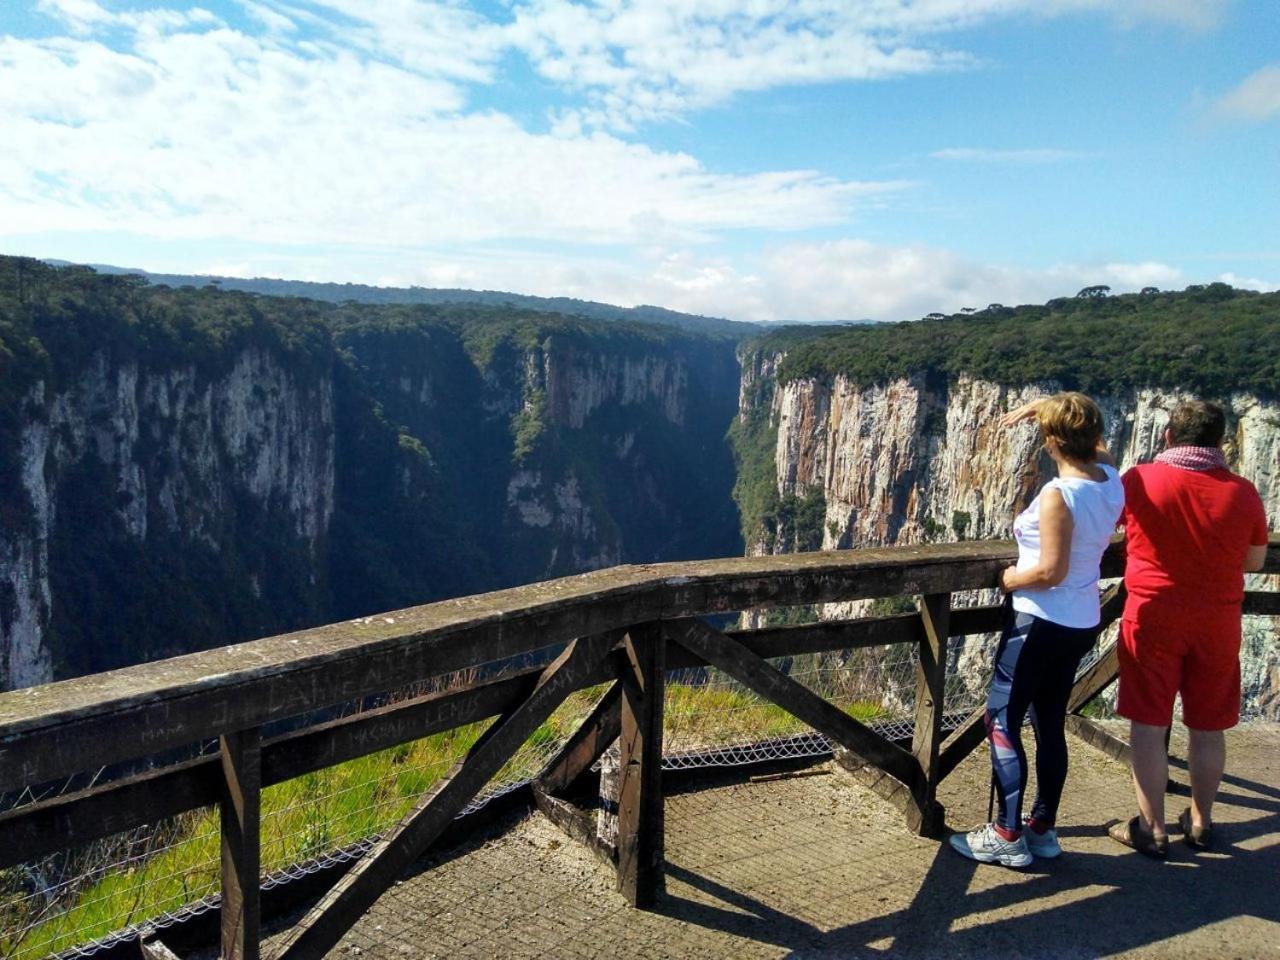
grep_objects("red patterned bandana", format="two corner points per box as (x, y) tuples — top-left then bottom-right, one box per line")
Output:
(1155, 446), (1228, 472)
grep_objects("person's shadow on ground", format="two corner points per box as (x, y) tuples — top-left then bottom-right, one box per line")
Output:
(656, 775), (1280, 959)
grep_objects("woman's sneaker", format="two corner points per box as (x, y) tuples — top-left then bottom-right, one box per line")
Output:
(948, 823), (1033, 868)
(1023, 822), (1062, 858)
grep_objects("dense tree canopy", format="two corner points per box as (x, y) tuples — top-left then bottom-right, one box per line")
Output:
(45, 260), (753, 339)
(749, 283), (1280, 398)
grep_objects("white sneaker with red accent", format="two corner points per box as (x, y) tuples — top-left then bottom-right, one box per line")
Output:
(949, 823), (1033, 868)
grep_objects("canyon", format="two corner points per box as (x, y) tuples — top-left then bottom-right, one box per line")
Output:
(1, 261), (1275, 720)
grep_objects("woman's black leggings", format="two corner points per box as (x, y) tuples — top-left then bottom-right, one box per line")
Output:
(986, 607), (1099, 832)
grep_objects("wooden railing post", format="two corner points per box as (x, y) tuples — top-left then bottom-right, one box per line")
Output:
(220, 726), (262, 960)
(615, 623), (665, 907)
(909, 593), (950, 837)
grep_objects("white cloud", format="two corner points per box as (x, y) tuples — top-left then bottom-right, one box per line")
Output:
(35, 0), (114, 32)
(233, 1), (296, 35)
(201, 261), (255, 278)
(0, 20), (905, 249)
(731, 241), (1185, 322)
(291, 0), (505, 84)
(506, 0), (983, 128)
(1216, 271), (1278, 292)
(1042, 0), (1230, 30)
(367, 240), (1192, 324)
(4, 0), (1244, 316)
(1214, 64), (1280, 122)
(930, 147), (1084, 163)
(501, 0), (1232, 129)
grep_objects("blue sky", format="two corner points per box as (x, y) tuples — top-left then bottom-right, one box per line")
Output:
(1, 0), (1277, 322)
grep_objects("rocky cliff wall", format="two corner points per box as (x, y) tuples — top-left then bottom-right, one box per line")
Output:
(0, 348), (335, 687)
(739, 354), (1280, 717)
(0, 286), (743, 688)
(501, 336), (739, 579)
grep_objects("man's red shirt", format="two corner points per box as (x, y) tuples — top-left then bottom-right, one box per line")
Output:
(1121, 462), (1268, 620)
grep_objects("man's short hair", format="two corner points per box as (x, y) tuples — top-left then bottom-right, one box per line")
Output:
(1036, 391), (1104, 462)
(1166, 400), (1226, 447)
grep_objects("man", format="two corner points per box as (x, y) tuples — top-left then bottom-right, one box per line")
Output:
(1109, 400), (1269, 857)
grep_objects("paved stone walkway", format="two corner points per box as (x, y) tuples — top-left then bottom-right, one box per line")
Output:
(270, 723), (1280, 960)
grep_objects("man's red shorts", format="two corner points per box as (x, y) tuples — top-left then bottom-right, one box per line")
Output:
(1116, 609), (1241, 731)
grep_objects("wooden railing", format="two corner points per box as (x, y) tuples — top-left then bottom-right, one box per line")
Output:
(1, 536), (1276, 960)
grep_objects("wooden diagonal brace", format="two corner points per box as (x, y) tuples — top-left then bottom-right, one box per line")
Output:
(1067, 583), (1125, 714)
(269, 631), (621, 960)
(937, 704), (988, 782)
(1064, 714), (1131, 763)
(663, 618), (917, 788)
(1067, 642), (1119, 714)
(536, 681), (623, 796)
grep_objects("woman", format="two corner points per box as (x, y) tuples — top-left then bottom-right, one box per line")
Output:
(950, 392), (1124, 868)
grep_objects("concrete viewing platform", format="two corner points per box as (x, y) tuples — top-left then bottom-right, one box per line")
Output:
(265, 722), (1280, 960)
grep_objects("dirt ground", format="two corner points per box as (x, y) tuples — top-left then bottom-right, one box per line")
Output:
(264, 723), (1280, 960)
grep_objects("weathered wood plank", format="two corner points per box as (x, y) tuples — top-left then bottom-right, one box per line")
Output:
(0, 540), (1030, 793)
(712, 613), (924, 664)
(1067, 643), (1119, 715)
(7, 534), (1274, 801)
(907, 593), (949, 836)
(1065, 714), (1131, 764)
(0, 667), (561, 868)
(937, 704), (988, 782)
(615, 625), (666, 908)
(0, 604), (923, 867)
(536, 682), (622, 796)
(269, 631), (620, 960)
(948, 604), (1005, 637)
(262, 671), (550, 785)
(667, 604), (1000, 671)
(665, 619), (917, 787)
(1098, 580), (1127, 625)
(220, 727), (262, 960)
(0, 754), (220, 870)
(0, 575), (1134, 871)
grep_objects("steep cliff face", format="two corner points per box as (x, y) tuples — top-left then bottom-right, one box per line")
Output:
(333, 321), (741, 600)
(769, 373), (1279, 547)
(503, 336), (739, 579)
(0, 348), (335, 686)
(0, 263), (743, 687)
(738, 354), (1280, 716)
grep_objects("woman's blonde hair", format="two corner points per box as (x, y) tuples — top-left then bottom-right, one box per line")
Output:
(1036, 392), (1104, 462)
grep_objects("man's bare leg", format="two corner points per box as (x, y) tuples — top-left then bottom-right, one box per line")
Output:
(1187, 728), (1226, 829)
(1130, 721), (1169, 838)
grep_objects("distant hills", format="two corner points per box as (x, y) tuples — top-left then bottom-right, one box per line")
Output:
(42, 260), (757, 339)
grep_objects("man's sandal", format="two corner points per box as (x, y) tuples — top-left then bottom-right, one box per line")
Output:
(1107, 815), (1169, 859)
(1177, 808), (1214, 850)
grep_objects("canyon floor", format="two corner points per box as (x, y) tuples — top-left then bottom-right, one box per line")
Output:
(264, 722), (1280, 960)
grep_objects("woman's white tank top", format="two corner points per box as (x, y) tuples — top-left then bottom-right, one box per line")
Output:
(1011, 464), (1124, 628)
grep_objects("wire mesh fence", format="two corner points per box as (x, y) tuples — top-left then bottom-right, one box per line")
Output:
(6, 596), (1267, 960)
